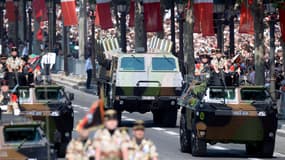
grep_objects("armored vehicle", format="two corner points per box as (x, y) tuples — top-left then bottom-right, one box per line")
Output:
(100, 53), (183, 126)
(179, 81), (278, 157)
(0, 114), (49, 160)
(15, 85), (74, 157)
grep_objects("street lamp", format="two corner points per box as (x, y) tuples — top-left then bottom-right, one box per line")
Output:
(213, 1), (225, 52)
(265, 2), (278, 101)
(117, 0), (129, 53)
(176, 0), (186, 73)
(0, 0), (5, 55)
(27, 0), (32, 55)
(14, 0), (19, 48)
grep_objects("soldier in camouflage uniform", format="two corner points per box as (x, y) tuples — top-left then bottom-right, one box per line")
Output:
(195, 52), (211, 81)
(128, 120), (158, 160)
(66, 129), (95, 160)
(5, 47), (24, 87)
(211, 49), (227, 73)
(94, 109), (130, 160)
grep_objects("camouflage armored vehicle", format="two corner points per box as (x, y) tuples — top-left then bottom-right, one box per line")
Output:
(0, 114), (49, 160)
(179, 81), (278, 157)
(15, 84), (74, 157)
(99, 53), (183, 126)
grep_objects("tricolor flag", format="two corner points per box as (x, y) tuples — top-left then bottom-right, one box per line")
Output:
(280, 3), (285, 42)
(76, 100), (105, 130)
(129, 0), (135, 27)
(239, 0), (254, 34)
(194, 0), (215, 36)
(143, 0), (163, 32)
(61, 0), (78, 26)
(6, 0), (16, 22)
(95, 0), (113, 30)
(33, 0), (48, 21)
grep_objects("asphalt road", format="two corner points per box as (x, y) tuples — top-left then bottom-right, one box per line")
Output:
(66, 86), (285, 160)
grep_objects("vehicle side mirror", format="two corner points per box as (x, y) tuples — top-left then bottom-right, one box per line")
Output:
(69, 93), (74, 101)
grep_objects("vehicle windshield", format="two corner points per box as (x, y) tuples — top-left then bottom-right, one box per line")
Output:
(152, 57), (177, 71)
(240, 88), (268, 101)
(120, 57), (145, 71)
(35, 88), (62, 100)
(209, 88), (236, 100)
(4, 126), (41, 143)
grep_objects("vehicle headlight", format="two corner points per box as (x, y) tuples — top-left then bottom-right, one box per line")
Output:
(51, 111), (60, 117)
(257, 111), (266, 117)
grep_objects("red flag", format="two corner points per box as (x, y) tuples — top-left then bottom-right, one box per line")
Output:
(33, 0), (48, 21)
(280, 3), (285, 42)
(239, 0), (254, 34)
(36, 22), (45, 41)
(61, 0), (78, 26)
(6, 0), (16, 22)
(129, 0), (135, 27)
(143, 0), (163, 32)
(194, 0), (214, 36)
(95, 0), (113, 30)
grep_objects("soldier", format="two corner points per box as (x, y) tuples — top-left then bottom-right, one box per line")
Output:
(128, 120), (158, 160)
(5, 47), (24, 87)
(0, 80), (10, 105)
(195, 52), (211, 81)
(93, 109), (129, 160)
(66, 129), (95, 160)
(211, 49), (228, 73)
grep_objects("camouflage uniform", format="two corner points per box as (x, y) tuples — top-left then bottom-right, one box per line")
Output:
(65, 138), (94, 160)
(211, 58), (226, 70)
(93, 128), (130, 160)
(6, 57), (23, 71)
(128, 138), (158, 160)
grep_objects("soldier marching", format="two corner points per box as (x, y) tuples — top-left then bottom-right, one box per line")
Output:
(65, 109), (159, 160)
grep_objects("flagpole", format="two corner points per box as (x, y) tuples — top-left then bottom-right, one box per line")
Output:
(14, 0), (19, 48)
(27, 0), (32, 55)
(170, 0), (176, 55)
(0, 0), (4, 55)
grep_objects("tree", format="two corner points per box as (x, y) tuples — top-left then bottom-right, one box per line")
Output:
(184, 0), (195, 81)
(248, 0), (265, 85)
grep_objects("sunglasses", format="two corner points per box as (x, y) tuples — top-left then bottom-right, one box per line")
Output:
(11, 47), (18, 52)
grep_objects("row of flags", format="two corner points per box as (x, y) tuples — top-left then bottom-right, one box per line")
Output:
(3, 0), (285, 42)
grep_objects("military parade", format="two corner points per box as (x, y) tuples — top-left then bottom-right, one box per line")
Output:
(1, 0), (285, 160)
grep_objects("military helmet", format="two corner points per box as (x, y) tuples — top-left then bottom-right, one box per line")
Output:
(133, 120), (145, 130)
(104, 109), (117, 121)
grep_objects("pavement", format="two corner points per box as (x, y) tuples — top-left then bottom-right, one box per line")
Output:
(51, 73), (285, 139)
(62, 85), (285, 160)
(51, 73), (97, 95)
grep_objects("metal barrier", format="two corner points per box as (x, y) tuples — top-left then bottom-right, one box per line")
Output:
(54, 56), (86, 76)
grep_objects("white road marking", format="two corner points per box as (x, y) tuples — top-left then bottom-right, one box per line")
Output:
(164, 131), (179, 136)
(151, 127), (166, 131)
(274, 152), (285, 157)
(248, 158), (262, 160)
(74, 110), (79, 113)
(73, 104), (89, 111)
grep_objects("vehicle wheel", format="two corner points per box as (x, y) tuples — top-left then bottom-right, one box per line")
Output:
(246, 143), (259, 155)
(57, 142), (68, 158)
(162, 108), (177, 127)
(246, 140), (275, 158)
(260, 140), (275, 158)
(191, 132), (207, 156)
(180, 113), (192, 153)
(152, 111), (162, 124)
